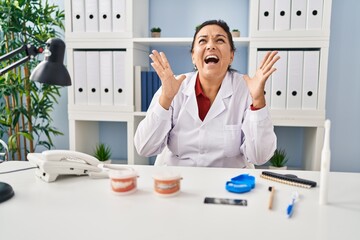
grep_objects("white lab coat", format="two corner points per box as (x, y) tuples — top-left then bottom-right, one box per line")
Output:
(134, 71), (276, 168)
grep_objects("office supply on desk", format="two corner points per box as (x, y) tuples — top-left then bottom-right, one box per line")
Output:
(204, 197), (247, 206)
(0, 182), (14, 203)
(319, 119), (331, 205)
(268, 186), (275, 209)
(27, 150), (102, 182)
(286, 191), (299, 218)
(1, 161), (360, 240)
(260, 171), (317, 188)
(225, 174), (255, 193)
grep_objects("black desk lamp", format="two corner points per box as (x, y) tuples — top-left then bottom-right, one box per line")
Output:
(0, 38), (71, 203)
(0, 38), (71, 85)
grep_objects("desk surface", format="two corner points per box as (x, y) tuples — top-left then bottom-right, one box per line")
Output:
(1, 161), (359, 240)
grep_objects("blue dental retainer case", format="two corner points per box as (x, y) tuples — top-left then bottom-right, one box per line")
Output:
(226, 174), (255, 193)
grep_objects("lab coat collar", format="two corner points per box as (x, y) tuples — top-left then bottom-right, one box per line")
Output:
(182, 71), (234, 124)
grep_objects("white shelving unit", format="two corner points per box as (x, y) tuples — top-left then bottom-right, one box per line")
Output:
(65, 0), (332, 170)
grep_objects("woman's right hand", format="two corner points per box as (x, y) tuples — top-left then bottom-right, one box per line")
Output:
(149, 50), (186, 110)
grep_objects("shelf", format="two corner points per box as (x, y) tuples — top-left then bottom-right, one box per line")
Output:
(133, 37), (250, 47)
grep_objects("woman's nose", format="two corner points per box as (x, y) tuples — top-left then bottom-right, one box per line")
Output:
(206, 41), (216, 50)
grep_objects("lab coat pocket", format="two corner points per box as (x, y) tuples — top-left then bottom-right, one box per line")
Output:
(224, 124), (242, 157)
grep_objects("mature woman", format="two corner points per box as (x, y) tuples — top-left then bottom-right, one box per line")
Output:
(134, 20), (279, 168)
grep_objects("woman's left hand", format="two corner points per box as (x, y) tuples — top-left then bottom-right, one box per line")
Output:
(243, 51), (280, 109)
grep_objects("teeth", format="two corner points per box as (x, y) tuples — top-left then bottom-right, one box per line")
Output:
(205, 55), (219, 64)
(205, 55), (219, 60)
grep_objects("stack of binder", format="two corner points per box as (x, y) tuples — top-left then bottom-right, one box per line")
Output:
(73, 50), (127, 106)
(258, 0), (324, 31)
(140, 71), (161, 112)
(257, 49), (320, 110)
(71, 0), (126, 32)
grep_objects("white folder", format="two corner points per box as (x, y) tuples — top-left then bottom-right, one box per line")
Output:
(302, 51), (320, 109)
(112, 0), (126, 32)
(71, 0), (85, 32)
(307, 0), (323, 30)
(99, 0), (112, 32)
(100, 51), (113, 105)
(290, 0), (307, 30)
(257, 51), (272, 106)
(113, 50), (127, 105)
(271, 51), (288, 109)
(86, 51), (101, 105)
(73, 51), (87, 105)
(274, 0), (291, 31)
(85, 0), (99, 32)
(258, 0), (275, 31)
(286, 51), (303, 109)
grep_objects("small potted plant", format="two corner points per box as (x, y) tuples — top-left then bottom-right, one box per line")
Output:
(231, 29), (240, 38)
(151, 27), (161, 38)
(93, 143), (112, 163)
(269, 149), (288, 170)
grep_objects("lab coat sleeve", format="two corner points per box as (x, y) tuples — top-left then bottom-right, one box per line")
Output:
(241, 106), (277, 165)
(134, 90), (173, 157)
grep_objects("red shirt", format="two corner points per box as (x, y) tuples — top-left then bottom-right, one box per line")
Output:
(195, 75), (261, 121)
(195, 75), (211, 121)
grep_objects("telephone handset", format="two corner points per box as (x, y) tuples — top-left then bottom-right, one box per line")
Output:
(27, 150), (102, 182)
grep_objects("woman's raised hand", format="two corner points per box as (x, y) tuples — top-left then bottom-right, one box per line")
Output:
(149, 50), (186, 110)
(243, 51), (280, 109)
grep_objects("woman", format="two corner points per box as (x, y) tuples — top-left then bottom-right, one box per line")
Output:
(134, 20), (279, 168)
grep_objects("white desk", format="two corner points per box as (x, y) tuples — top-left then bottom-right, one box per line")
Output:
(1, 161), (359, 240)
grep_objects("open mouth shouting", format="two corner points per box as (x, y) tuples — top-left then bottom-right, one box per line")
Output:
(204, 55), (219, 64)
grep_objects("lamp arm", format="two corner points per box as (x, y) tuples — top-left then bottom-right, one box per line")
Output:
(0, 45), (26, 62)
(0, 56), (30, 76)
(0, 44), (42, 76)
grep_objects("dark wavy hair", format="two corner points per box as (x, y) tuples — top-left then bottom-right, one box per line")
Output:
(190, 19), (236, 53)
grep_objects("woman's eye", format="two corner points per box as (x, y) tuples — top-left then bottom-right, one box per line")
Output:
(199, 39), (206, 44)
(217, 38), (225, 43)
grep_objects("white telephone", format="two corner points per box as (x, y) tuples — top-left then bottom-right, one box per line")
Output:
(27, 150), (103, 182)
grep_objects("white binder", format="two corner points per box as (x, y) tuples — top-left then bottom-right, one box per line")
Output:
(73, 51), (87, 105)
(257, 51), (272, 106)
(271, 51), (288, 109)
(100, 51), (114, 105)
(274, 0), (291, 31)
(71, 0), (85, 32)
(307, 0), (323, 30)
(112, 0), (126, 32)
(113, 51), (127, 105)
(85, 0), (99, 32)
(302, 51), (320, 109)
(86, 51), (101, 105)
(290, 0), (307, 30)
(99, 0), (112, 32)
(258, 0), (275, 31)
(286, 51), (303, 109)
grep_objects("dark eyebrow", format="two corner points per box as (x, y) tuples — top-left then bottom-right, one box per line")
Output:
(216, 34), (227, 38)
(198, 34), (227, 39)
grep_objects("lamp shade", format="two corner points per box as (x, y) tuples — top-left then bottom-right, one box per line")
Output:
(30, 38), (71, 86)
